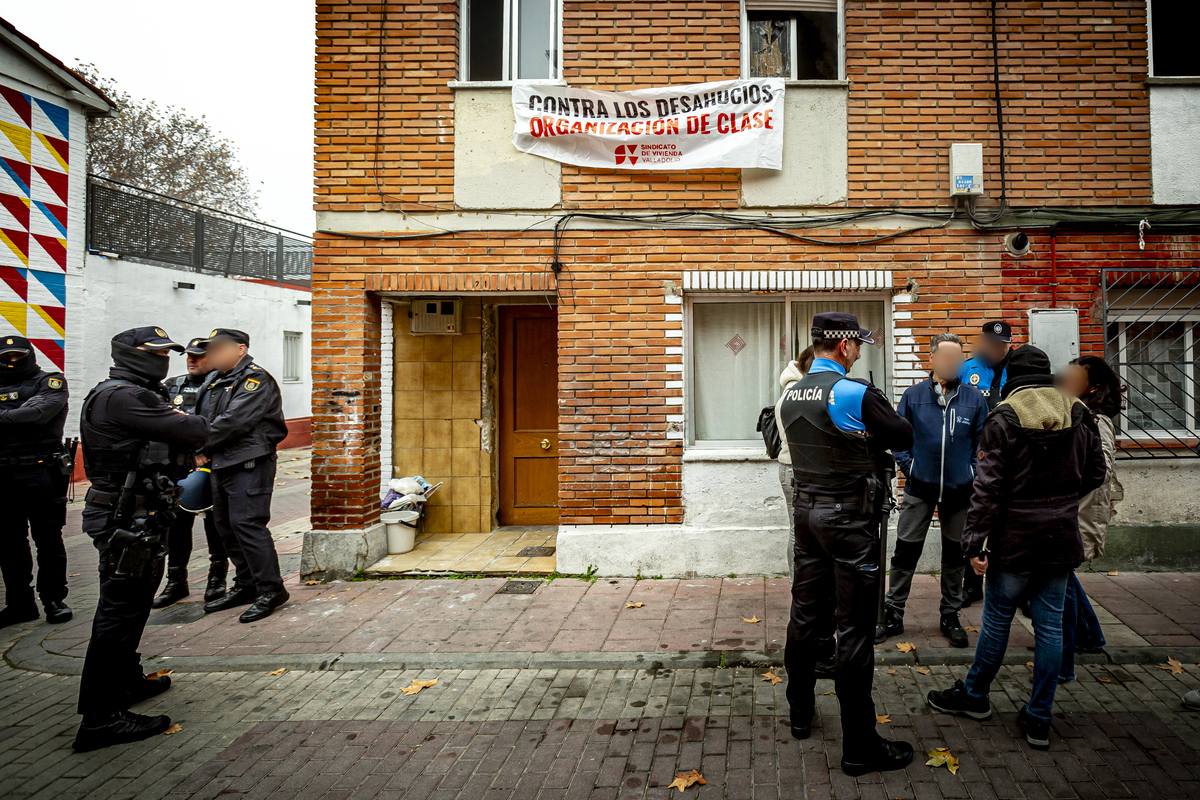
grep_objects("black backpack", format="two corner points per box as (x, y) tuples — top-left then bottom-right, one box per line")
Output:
(756, 406), (782, 459)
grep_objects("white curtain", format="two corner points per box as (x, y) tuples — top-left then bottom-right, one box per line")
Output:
(792, 300), (888, 389)
(693, 302), (786, 441)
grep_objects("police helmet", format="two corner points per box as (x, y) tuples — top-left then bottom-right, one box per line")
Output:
(178, 467), (213, 513)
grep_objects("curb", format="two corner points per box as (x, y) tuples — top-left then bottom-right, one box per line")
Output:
(9, 626), (1200, 676)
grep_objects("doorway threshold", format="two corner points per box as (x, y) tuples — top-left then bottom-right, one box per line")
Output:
(366, 526), (557, 576)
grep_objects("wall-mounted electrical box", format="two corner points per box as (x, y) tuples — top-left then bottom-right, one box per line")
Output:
(1027, 308), (1079, 373)
(949, 142), (984, 196)
(410, 299), (462, 335)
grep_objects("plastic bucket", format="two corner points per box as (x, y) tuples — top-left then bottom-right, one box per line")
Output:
(381, 510), (420, 554)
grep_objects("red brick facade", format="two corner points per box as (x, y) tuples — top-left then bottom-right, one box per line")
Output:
(311, 1), (1186, 533)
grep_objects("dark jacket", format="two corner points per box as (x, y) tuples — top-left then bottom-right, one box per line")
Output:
(166, 372), (210, 414)
(961, 386), (1107, 573)
(894, 376), (989, 507)
(0, 364), (68, 460)
(197, 355), (287, 470)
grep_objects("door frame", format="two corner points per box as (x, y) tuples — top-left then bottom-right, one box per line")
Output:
(498, 304), (559, 525)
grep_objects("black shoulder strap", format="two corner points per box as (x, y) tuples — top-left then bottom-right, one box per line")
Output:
(80, 379), (136, 429)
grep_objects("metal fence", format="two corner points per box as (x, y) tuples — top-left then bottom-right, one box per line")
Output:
(87, 176), (311, 286)
(1102, 266), (1200, 458)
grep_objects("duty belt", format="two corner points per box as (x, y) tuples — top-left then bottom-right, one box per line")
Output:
(0, 453), (54, 468)
(84, 486), (120, 508)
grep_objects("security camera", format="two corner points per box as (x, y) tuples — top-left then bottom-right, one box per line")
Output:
(1005, 232), (1031, 258)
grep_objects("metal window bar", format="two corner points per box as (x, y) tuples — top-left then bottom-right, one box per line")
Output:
(86, 176), (311, 287)
(1102, 266), (1200, 458)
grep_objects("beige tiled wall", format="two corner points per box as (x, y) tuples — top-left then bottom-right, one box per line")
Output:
(393, 299), (492, 533)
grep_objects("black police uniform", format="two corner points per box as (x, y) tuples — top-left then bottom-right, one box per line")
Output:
(778, 313), (914, 775)
(153, 370), (230, 608)
(0, 336), (71, 626)
(196, 331), (288, 622)
(74, 328), (208, 751)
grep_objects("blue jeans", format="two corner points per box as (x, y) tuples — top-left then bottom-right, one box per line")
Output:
(1061, 572), (1106, 681)
(963, 568), (1069, 723)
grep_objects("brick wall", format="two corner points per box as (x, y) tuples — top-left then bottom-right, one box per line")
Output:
(315, 1), (1151, 213)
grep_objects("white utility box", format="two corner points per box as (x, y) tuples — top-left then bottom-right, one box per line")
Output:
(410, 298), (462, 334)
(1027, 308), (1080, 373)
(949, 142), (984, 196)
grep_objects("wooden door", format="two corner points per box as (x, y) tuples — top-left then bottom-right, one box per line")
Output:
(499, 305), (559, 525)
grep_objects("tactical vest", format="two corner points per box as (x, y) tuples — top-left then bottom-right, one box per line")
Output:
(780, 369), (876, 492)
(79, 380), (158, 482)
(0, 369), (65, 458)
(167, 374), (203, 414)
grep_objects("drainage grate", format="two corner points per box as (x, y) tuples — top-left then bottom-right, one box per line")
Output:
(516, 546), (556, 558)
(495, 580), (542, 595)
(147, 603), (207, 626)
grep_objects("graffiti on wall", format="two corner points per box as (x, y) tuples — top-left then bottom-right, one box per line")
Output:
(0, 83), (68, 369)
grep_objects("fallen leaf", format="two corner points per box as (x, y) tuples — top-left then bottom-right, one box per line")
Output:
(1158, 657), (1185, 675)
(964, 625), (979, 633)
(625, 602), (644, 609)
(820, 691), (836, 696)
(68, 573), (80, 577)
(305, 580), (320, 586)
(887, 669), (896, 675)
(146, 669), (174, 679)
(275, 481), (286, 486)
(761, 669), (783, 685)
(742, 616), (761, 624)
(345, 588), (353, 592)
(266, 668), (287, 676)
(896, 642), (916, 654)
(1098, 677), (1112, 684)
(163, 724), (183, 735)
(916, 668), (931, 675)
(1107, 571), (1119, 576)
(876, 714), (891, 724)
(926, 747), (960, 775)
(667, 769), (707, 792)
(401, 678), (439, 696)
(1026, 662), (1034, 667)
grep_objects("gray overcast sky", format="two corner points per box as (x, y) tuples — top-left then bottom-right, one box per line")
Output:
(5, 2), (314, 234)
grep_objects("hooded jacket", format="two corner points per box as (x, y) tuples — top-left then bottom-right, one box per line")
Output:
(893, 376), (989, 507)
(773, 360), (806, 465)
(961, 385), (1107, 573)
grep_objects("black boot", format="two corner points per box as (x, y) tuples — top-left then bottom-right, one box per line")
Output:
(204, 561), (228, 603)
(875, 606), (904, 644)
(152, 568), (190, 609)
(43, 599), (73, 624)
(940, 612), (969, 649)
(73, 710), (172, 752)
(841, 738), (915, 777)
(239, 589), (290, 623)
(204, 585), (256, 613)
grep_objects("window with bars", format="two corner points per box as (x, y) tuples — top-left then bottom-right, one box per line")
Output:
(283, 331), (303, 383)
(743, 1), (841, 81)
(462, 0), (561, 82)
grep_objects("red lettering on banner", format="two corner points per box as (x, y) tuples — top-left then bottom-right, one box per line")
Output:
(630, 121), (643, 135)
(717, 114), (729, 134)
(652, 119), (665, 135)
(530, 118), (544, 137)
(543, 116), (555, 135)
(752, 112), (763, 129)
(700, 115), (711, 134)
(556, 118), (569, 135)
(686, 116), (698, 134)
(617, 122), (630, 135)
(740, 113), (751, 132)
(585, 122), (599, 134)
(765, 110), (773, 129)
(570, 121), (583, 134)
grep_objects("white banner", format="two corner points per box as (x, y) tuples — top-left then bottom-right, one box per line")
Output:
(511, 79), (785, 171)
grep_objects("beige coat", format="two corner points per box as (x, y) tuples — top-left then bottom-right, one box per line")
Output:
(1078, 412), (1122, 561)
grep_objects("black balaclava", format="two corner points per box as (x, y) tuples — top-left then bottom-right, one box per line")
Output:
(0, 350), (38, 385)
(111, 340), (171, 384)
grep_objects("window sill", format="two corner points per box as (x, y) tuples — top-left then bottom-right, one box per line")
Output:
(682, 447), (775, 463)
(1146, 77), (1200, 86)
(449, 80), (568, 90)
(784, 79), (849, 89)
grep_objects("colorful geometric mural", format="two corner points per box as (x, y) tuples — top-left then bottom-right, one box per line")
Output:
(0, 82), (68, 369)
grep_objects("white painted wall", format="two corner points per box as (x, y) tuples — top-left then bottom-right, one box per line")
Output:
(69, 254), (312, 434)
(741, 85), (849, 207)
(453, 88), (562, 210)
(1150, 86), (1200, 205)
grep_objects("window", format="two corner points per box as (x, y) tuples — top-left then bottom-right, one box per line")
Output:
(283, 331), (303, 383)
(1149, 0), (1200, 78)
(463, 0), (561, 82)
(743, 1), (841, 81)
(687, 295), (888, 445)
(1107, 318), (1197, 438)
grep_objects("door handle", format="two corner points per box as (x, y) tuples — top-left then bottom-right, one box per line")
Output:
(540, 439), (551, 450)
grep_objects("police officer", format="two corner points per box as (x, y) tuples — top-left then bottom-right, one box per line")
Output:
(960, 320), (1013, 411)
(152, 338), (230, 608)
(74, 327), (208, 752)
(0, 336), (72, 627)
(779, 312), (915, 776)
(958, 320), (1014, 606)
(196, 329), (289, 623)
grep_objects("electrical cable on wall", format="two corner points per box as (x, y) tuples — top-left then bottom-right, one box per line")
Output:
(965, 0), (1008, 226)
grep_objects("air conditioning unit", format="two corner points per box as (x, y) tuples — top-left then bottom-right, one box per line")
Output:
(949, 142), (984, 197)
(410, 299), (461, 335)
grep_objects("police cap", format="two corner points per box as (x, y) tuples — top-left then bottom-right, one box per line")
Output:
(184, 338), (209, 356)
(112, 326), (185, 352)
(0, 335), (31, 356)
(203, 328), (250, 347)
(981, 320), (1012, 343)
(811, 311), (875, 346)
